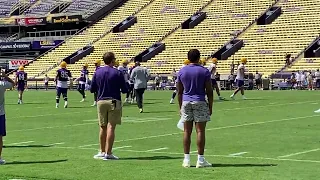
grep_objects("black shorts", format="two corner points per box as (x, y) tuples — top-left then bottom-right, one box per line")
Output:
(45, 82), (48, 86)
(255, 79), (261, 85)
(156, 82), (160, 86)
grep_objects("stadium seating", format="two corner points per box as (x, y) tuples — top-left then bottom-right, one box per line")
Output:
(146, 0), (274, 74)
(287, 58), (320, 72)
(217, 0), (320, 76)
(47, 0), (213, 78)
(0, 0), (18, 17)
(62, 0), (113, 18)
(23, 0), (56, 16)
(22, 0), (154, 79)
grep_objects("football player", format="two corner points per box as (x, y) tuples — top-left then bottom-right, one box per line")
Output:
(55, 61), (72, 108)
(230, 57), (247, 100)
(77, 63), (89, 102)
(208, 58), (225, 100)
(15, 66), (27, 104)
(118, 60), (130, 102)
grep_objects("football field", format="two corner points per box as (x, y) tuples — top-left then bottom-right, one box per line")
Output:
(0, 90), (320, 180)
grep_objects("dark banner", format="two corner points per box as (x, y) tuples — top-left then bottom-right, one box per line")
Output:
(32, 40), (64, 49)
(0, 42), (31, 50)
(16, 17), (47, 26)
(52, 15), (82, 24)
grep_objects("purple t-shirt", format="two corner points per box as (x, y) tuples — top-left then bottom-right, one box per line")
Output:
(91, 65), (128, 101)
(177, 64), (211, 101)
(16, 71), (27, 86)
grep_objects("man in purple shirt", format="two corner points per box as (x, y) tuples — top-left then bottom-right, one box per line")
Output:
(15, 66), (27, 104)
(77, 64), (89, 102)
(177, 49), (213, 168)
(91, 52), (128, 160)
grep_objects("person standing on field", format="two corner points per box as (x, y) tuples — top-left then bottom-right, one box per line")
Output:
(91, 52), (128, 160)
(177, 49), (213, 168)
(130, 61), (150, 113)
(0, 72), (15, 165)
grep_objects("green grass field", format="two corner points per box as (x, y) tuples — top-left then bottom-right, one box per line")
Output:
(0, 90), (319, 180)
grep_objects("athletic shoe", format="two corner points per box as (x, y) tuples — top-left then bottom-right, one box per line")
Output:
(139, 109), (143, 113)
(242, 96), (247, 100)
(196, 160), (212, 168)
(64, 103), (68, 108)
(130, 99), (135, 104)
(219, 96), (225, 100)
(93, 152), (106, 160)
(103, 154), (119, 160)
(0, 159), (6, 165)
(91, 102), (97, 107)
(80, 99), (85, 102)
(182, 160), (190, 168)
(170, 99), (174, 104)
(230, 95), (235, 100)
(314, 109), (320, 113)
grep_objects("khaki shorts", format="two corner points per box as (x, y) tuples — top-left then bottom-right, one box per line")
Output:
(181, 101), (210, 123)
(97, 99), (122, 126)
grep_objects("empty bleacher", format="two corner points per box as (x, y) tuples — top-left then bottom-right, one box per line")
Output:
(218, 0), (320, 76)
(22, 0), (154, 79)
(146, 0), (274, 74)
(287, 57), (320, 72)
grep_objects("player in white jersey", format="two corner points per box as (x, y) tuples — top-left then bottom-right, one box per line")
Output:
(208, 58), (225, 100)
(118, 60), (131, 102)
(230, 58), (247, 100)
(170, 59), (190, 104)
(44, 74), (49, 91)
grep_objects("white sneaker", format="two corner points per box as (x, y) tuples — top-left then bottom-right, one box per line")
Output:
(170, 99), (174, 104)
(219, 96), (225, 100)
(130, 99), (134, 104)
(196, 160), (212, 168)
(64, 102), (68, 108)
(0, 159), (5, 165)
(91, 101), (97, 107)
(182, 159), (190, 168)
(80, 99), (85, 102)
(242, 96), (247, 100)
(230, 94), (235, 100)
(314, 109), (320, 113)
(103, 154), (119, 160)
(93, 152), (106, 160)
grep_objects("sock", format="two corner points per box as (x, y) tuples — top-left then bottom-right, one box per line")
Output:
(64, 101), (68, 106)
(198, 155), (204, 162)
(56, 103), (59, 107)
(184, 154), (190, 161)
(171, 91), (176, 99)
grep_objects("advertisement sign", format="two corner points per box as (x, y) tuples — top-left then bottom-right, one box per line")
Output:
(0, 42), (31, 50)
(9, 59), (32, 69)
(32, 40), (64, 49)
(52, 15), (82, 24)
(16, 17), (47, 26)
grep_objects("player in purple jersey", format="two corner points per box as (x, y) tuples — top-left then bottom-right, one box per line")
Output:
(54, 61), (72, 108)
(15, 66), (27, 104)
(77, 64), (89, 102)
(92, 60), (101, 106)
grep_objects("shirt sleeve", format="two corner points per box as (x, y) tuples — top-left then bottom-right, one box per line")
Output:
(90, 73), (97, 93)
(0, 81), (13, 89)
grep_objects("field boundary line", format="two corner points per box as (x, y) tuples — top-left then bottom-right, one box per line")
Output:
(6, 141), (34, 145)
(77, 114), (320, 147)
(229, 152), (248, 156)
(278, 148), (320, 158)
(145, 147), (168, 152)
(48, 146), (320, 164)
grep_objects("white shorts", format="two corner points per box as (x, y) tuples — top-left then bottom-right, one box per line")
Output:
(180, 101), (210, 123)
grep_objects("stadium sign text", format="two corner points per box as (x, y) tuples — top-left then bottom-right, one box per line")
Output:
(9, 59), (32, 69)
(16, 17), (47, 26)
(52, 15), (83, 24)
(0, 42), (31, 50)
(32, 40), (64, 49)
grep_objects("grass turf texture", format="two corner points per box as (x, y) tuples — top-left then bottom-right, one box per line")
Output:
(0, 90), (320, 180)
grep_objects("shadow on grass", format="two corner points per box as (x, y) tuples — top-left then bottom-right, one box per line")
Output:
(212, 163), (277, 168)
(120, 156), (181, 161)
(5, 159), (68, 165)
(3, 145), (52, 148)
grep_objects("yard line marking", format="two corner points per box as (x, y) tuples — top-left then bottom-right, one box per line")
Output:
(229, 152), (248, 156)
(145, 147), (168, 152)
(112, 146), (132, 150)
(311, 103), (318, 105)
(82, 118), (171, 123)
(47, 146), (320, 164)
(9, 110), (94, 120)
(278, 148), (320, 158)
(112, 114), (320, 143)
(190, 149), (206, 154)
(47, 142), (65, 146)
(7, 141), (34, 145)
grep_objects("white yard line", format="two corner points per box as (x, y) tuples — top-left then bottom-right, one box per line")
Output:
(83, 118), (171, 123)
(229, 152), (248, 156)
(145, 147), (168, 152)
(278, 148), (320, 158)
(6, 141), (34, 146)
(112, 146), (132, 150)
(10, 111), (93, 120)
(47, 142), (65, 146)
(190, 149), (206, 154)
